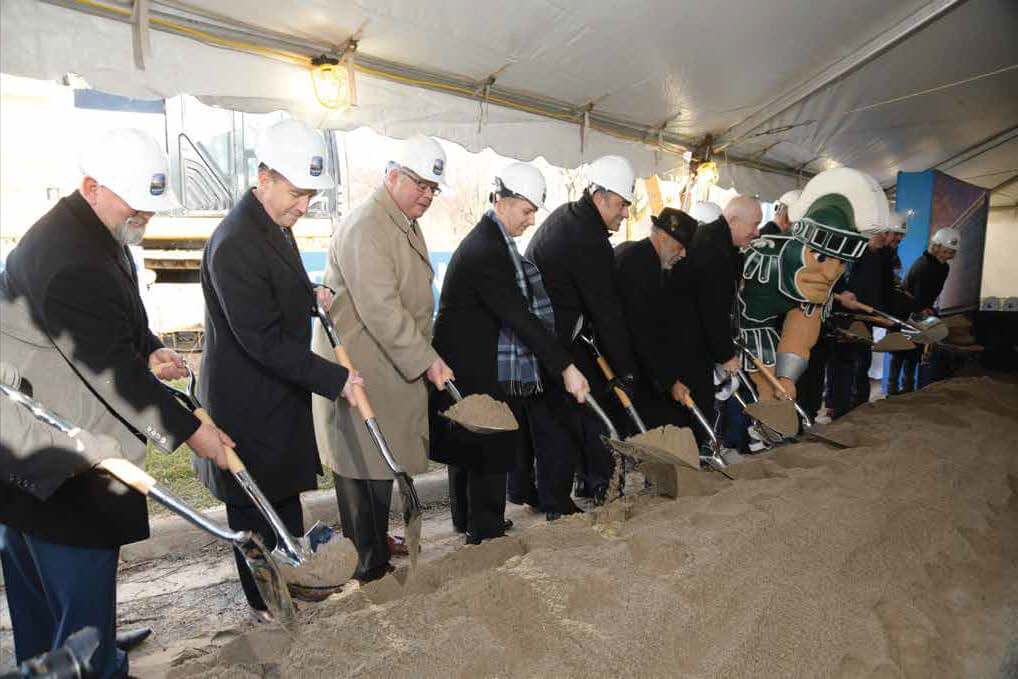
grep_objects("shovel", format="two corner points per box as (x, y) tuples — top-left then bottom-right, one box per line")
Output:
(733, 344), (853, 449)
(871, 332), (917, 352)
(315, 304), (423, 567)
(440, 379), (518, 434)
(582, 393), (628, 502)
(157, 368), (355, 600)
(853, 302), (948, 344)
(0, 383), (297, 627)
(578, 330), (648, 433)
(675, 392), (734, 479)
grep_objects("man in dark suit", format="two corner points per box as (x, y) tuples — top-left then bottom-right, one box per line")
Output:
(687, 195), (760, 450)
(197, 119), (359, 618)
(1, 128), (233, 678)
(614, 208), (705, 431)
(688, 195), (762, 376)
(525, 155), (638, 503)
(431, 163), (589, 533)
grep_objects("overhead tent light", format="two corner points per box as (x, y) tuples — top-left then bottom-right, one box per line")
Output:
(310, 54), (354, 111)
(695, 160), (720, 186)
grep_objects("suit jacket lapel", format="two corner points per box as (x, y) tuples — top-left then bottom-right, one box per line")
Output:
(243, 191), (314, 293)
(376, 187), (434, 276)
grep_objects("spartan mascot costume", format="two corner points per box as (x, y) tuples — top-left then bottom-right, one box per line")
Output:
(738, 167), (893, 400)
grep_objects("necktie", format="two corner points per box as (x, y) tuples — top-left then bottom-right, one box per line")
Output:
(280, 227), (300, 254)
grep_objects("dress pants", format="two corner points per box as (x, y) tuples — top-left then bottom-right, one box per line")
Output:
(332, 474), (393, 579)
(448, 464), (508, 540)
(506, 392), (579, 513)
(225, 495), (303, 611)
(826, 343), (872, 419)
(796, 338), (829, 420)
(564, 402), (615, 495)
(0, 525), (126, 678)
(888, 347), (922, 394)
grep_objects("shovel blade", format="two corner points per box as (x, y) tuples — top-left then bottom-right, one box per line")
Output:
(802, 424), (858, 449)
(396, 472), (422, 568)
(623, 426), (701, 469)
(872, 332), (916, 352)
(238, 535), (297, 629)
(745, 399), (799, 437)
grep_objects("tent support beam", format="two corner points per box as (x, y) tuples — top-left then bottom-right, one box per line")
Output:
(718, 0), (967, 148)
(935, 125), (1018, 172)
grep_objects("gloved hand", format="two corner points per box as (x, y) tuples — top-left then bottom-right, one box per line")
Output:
(606, 373), (637, 400)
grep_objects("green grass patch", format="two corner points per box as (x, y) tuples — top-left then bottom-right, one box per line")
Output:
(143, 443), (336, 516)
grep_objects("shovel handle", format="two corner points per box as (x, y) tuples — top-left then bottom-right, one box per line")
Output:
(330, 345), (375, 420)
(97, 458), (157, 495)
(593, 356), (635, 408)
(739, 348), (792, 400)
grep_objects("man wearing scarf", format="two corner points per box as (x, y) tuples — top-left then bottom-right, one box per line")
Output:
(430, 164), (589, 539)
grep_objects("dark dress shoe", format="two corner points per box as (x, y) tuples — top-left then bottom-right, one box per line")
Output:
(354, 563), (395, 584)
(546, 511), (563, 522)
(115, 627), (153, 652)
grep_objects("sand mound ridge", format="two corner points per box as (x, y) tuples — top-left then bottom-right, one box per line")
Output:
(169, 378), (1018, 679)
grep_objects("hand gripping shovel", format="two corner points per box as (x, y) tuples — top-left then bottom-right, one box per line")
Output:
(733, 342), (853, 449)
(0, 383), (297, 627)
(578, 330), (647, 433)
(315, 305), (423, 567)
(158, 368), (356, 601)
(440, 379), (519, 434)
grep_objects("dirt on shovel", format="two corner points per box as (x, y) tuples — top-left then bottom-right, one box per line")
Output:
(848, 321), (871, 339)
(277, 535), (359, 594)
(872, 332), (916, 352)
(442, 394), (519, 432)
(745, 399), (800, 437)
(623, 425), (701, 469)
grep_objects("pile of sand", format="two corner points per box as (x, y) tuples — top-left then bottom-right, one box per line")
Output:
(169, 378), (1018, 678)
(624, 425), (700, 469)
(443, 393), (518, 431)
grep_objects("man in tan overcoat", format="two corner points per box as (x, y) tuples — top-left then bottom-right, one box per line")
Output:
(313, 136), (454, 582)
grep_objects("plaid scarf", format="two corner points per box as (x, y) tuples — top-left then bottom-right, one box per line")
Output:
(491, 212), (556, 396)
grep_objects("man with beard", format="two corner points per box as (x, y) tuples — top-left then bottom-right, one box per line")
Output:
(2, 128), (233, 677)
(614, 208), (703, 430)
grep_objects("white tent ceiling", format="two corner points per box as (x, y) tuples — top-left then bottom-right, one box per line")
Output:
(2, 0), (1016, 201)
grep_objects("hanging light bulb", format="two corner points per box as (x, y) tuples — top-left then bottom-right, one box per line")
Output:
(311, 55), (351, 111)
(695, 160), (719, 186)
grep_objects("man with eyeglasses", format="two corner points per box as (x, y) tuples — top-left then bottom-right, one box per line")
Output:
(1, 128), (234, 678)
(313, 136), (454, 582)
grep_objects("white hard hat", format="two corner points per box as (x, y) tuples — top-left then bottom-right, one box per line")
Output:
(392, 135), (448, 188)
(776, 189), (802, 209)
(790, 167), (891, 235)
(586, 155), (636, 203)
(885, 210), (910, 235)
(494, 162), (546, 210)
(690, 201), (722, 224)
(255, 119), (333, 191)
(931, 226), (961, 251)
(79, 128), (177, 212)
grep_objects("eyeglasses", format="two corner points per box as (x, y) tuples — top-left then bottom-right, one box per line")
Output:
(400, 169), (441, 196)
